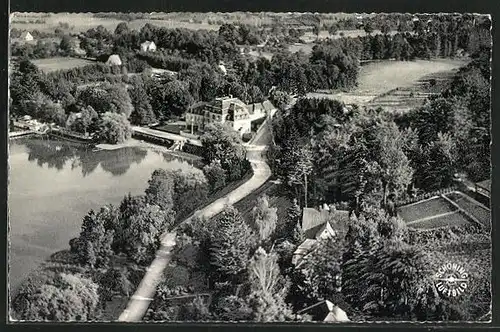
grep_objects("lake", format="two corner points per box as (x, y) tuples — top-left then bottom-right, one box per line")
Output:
(8, 138), (201, 292)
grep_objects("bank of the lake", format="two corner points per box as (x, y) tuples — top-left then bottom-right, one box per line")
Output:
(9, 137), (202, 292)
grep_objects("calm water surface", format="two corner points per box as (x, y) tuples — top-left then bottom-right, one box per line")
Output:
(9, 138), (200, 291)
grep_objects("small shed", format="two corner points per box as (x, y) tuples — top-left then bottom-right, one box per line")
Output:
(140, 41), (157, 52)
(20, 31), (34, 41)
(106, 54), (122, 66)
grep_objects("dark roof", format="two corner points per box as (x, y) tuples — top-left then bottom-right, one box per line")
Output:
(302, 208), (349, 239)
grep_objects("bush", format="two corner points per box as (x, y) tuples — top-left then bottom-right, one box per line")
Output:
(97, 112), (132, 144)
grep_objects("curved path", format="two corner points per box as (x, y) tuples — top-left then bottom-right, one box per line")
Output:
(118, 126), (272, 322)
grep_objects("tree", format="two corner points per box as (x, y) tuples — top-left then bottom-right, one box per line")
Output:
(129, 79), (156, 125)
(124, 203), (174, 264)
(210, 206), (255, 284)
(170, 168), (209, 220)
(14, 272), (99, 321)
(375, 124), (414, 207)
(281, 144), (314, 207)
(202, 159), (227, 192)
(96, 112), (132, 144)
(69, 206), (116, 268)
(290, 238), (344, 308)
(251, 195), (278, 242)
(360, 242), (434, 319)
(200, 123), (249, 181)
(381, 22), (392, 35)
(67, 105), (98, 135)
(148, 79), (194, 120)
(269, 89), (292, 110)
(145, 169), (175, 211)
(114, 22), (130, 35)
(178, 296), (212, 321)
(106, 84), (134, 117)
(59, 35), (74, 55)
(247, 247), (293, 322)
(363, 21), (375, 35)
(212, 295), (252, 321)
(10, 59), (44, 108)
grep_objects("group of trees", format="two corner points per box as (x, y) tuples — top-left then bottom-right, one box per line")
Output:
(13, 166), (210, 320)
(271, 44), (490, 212)
(10, 58), (138, 144)
(328, 18), (491, 62)
(146, 193), (293, 322)
(200, 123), (252, 184)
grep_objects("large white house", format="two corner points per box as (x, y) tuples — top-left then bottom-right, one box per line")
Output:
(185, 96), (275, 136)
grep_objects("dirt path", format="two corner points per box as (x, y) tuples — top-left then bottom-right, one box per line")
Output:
(117, 129), (272, 322)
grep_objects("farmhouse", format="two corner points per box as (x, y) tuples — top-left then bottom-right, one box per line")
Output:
(297, 300), (350, 322)
(292, 206), (349, 267)
(105, 54), (122, 66)
(20, 31), (34, 41)
(140, 40), (157, 52)
(185, 96), (275, 136)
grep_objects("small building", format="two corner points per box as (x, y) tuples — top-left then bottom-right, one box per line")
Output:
(292, 207), (349, 267)
(105, 54), (122, 66)
(140, 40), (157, 52)
(297, 300), (350, 322)
(20, 31), (34, 41)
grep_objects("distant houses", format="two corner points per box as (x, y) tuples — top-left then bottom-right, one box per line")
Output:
(185, 96), (276, 136)
(140, 40), (157, 52)
(20, 31), (34, 41)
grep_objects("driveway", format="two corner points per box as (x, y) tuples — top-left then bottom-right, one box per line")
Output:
(118, 126), (272, 322)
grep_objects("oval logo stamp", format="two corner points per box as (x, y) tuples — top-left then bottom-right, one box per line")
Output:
(434, 263), (469, 297)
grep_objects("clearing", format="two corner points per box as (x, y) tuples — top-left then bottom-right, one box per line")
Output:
(307, 58), (468, 111)
(31, 57), (96, 73)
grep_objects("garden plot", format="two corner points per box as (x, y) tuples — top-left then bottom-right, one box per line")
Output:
(397, 196), (457, 223)
(444, 192), (491, 229)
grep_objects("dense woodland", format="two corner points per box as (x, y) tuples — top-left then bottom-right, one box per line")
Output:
(10, 13), (491, 322)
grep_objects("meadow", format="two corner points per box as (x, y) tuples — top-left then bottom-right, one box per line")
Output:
(307, 58), (469, 111)
(31, 57), (96, 73)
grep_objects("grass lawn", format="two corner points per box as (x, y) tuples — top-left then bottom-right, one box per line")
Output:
(409, 211), (471, 229)
(307, 58), (468, 110)
(397, 197), (456, 223)
(31, 57), (96, 73)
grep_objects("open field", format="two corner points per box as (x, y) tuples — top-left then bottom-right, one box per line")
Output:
(409, 211), (471, 229)
(11, 13), (220, 33)
(307, 58), (468, 110)
(31, 57), (96, 73)
(397, 197), (456, 223)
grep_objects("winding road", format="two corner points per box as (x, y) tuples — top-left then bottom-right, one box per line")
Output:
(118, 121), (272, 322)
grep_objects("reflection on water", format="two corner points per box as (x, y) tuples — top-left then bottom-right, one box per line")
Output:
(22, 138), (149, 177)
(9, 138), (200, 292)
